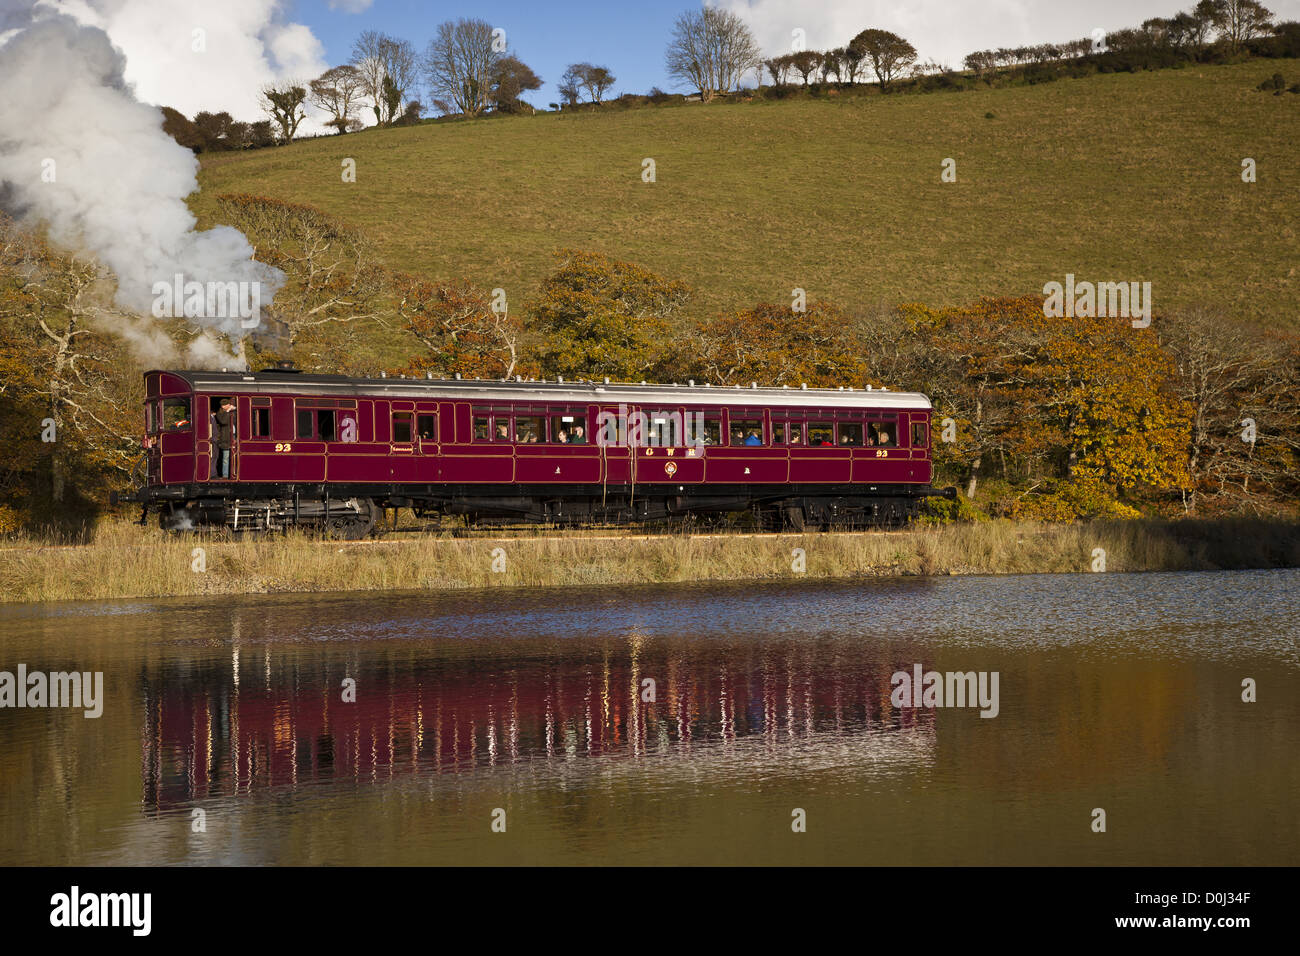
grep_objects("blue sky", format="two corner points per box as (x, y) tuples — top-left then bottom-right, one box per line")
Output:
(35, 0), (1300, 126)
(294, 0), (697, 109)
(287, 0), (1300, 114)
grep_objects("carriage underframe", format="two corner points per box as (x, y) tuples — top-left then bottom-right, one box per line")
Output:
(125, 481), (958, 538)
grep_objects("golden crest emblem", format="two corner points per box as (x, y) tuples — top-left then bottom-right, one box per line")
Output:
(664, 461), (678, 477)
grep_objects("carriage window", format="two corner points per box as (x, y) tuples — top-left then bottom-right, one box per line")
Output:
(492, 417), (512, 442)
(685, 416), (720, 447)
(417, 414), (438, 441)
(392, 412), (413, 444)
(646, 411), (683, 446)
(145, 403), (155, 434)
(252, 407), (270, 438)
(808, 422), (834, 447)
(296, 409), (313, 439)
(515, 416), (543, 443)
(550, 414), (587, 444)
(868, 422), (897, 447)
(837, 423), (863, 447)
(317, 409), (336, 442)
(774, 421), (803, 445)
(730, 418), (763, 446)
(163, 398), (192, 431)
(473, 416), (490, 441)
(911, 421), (927, 449)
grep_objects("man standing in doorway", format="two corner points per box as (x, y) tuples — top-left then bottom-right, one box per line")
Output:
(214, 398), (236, 479)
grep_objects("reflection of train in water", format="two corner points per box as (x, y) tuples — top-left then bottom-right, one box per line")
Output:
(119, 366), (955, 536)
(141, 651), (935, 810)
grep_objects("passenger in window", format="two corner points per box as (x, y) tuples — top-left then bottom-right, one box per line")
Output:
(878, 429), (892, 446)
(789, 431), (802, 445)
(570, 424), (587, 444)
(839, 428), (858, 446)
(495, 422), (509, 442)
(557, 430), (569, 443)
(744, 429), (763, 446)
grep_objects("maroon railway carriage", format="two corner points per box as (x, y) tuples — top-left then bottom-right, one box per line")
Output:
(120, 367), (954, 535)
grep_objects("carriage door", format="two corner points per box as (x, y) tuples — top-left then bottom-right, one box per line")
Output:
(597, 404), (630, 484)
(416, 404), (440, 480)
(415, 406), (439, 453)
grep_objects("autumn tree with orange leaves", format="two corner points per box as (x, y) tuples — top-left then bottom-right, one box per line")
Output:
(0, 216), (140, 532)
(678, 300), (871, 388)
(907, 296), (1192, 518)
(528, 250), (690, 382)
(393, 274), (530, 380)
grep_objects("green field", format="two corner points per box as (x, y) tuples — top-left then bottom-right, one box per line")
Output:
(195, 61), (1299, 328)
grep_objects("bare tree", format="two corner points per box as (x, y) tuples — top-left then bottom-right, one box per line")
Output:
(350, 31), (417, 125)
(423, 18), (502, 117)
(351, 31), (384, 125)
(558, 64), (583, 106)
(1160, 308), (1299, 512)
(310, 66), (366, 134)
(665, 7), (762, 100)
(260, 82), (307, 143)
(383, 38), (418, 122)
(214, 196), (388, 364)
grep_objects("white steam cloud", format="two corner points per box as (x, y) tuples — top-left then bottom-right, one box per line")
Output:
(0, 11), (284, 362)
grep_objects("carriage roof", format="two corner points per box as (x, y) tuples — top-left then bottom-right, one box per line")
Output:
(152, 369), (932, 411)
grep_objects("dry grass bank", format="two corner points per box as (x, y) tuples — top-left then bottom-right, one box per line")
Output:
(1, 518), (1296, 605)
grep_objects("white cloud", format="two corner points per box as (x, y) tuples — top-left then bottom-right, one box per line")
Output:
(718, 0), (1300, 71)
(36, 0), (332, 131)
(328, 0), (375, 12)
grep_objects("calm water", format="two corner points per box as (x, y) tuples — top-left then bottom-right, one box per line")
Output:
(1, 571), (1297, 865)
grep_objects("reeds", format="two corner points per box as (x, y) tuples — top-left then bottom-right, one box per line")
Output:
(2, 517), (1297, 605)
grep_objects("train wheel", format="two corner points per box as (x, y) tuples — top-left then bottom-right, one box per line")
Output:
(322, 499), (377, 541)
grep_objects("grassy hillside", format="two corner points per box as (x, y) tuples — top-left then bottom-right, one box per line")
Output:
(195, 61), (1299, 328)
